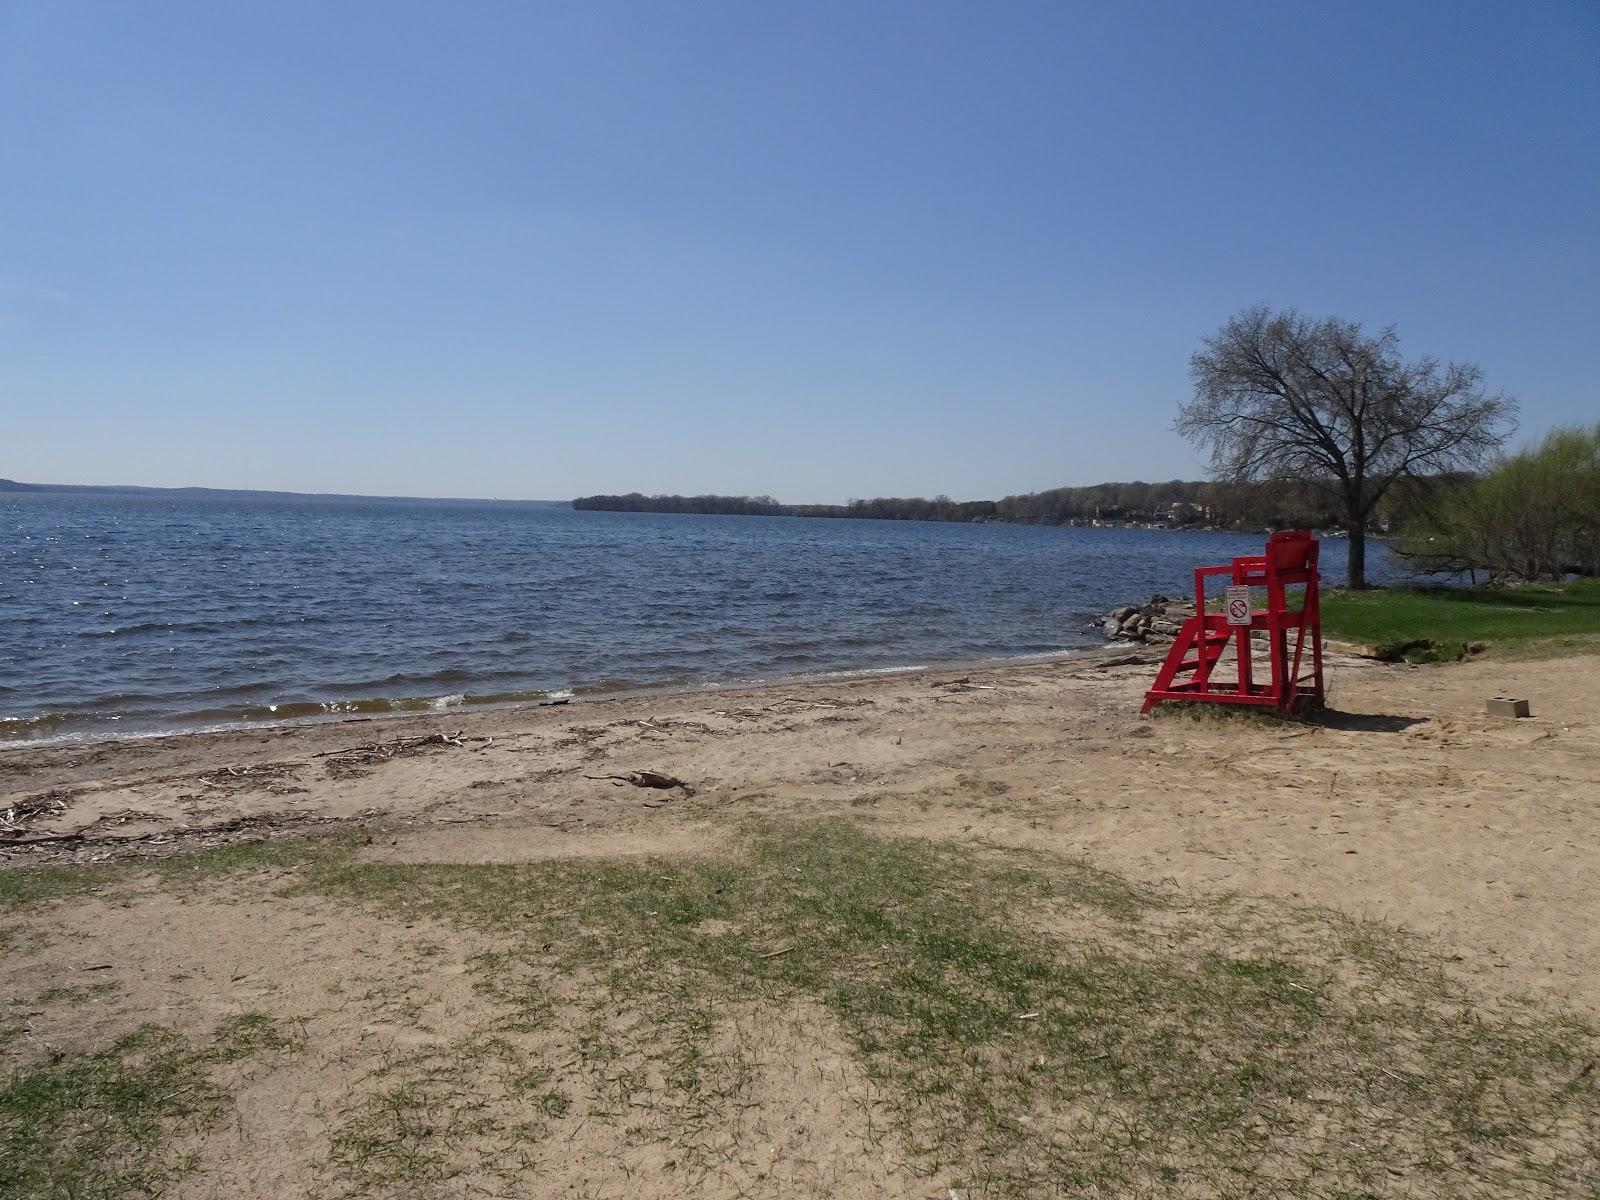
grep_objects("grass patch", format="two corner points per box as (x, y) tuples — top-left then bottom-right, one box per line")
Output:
(1321, 578), (1600, 661)
(211, 1010), (302, 1060)
(33, 982), (119, 1007)
(0, 1013), (299, 1200)
(0, 865), (115, 911)
(327, 1034), (551, 1192)
(0, 926), (34, 957)
(147, 832), (359, 887)
(0, 829), (362, 914)
(284, 821), (1598, 1197)
(7, 822), (1595, 1194)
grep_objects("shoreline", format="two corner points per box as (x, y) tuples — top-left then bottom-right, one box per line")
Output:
(0, 645), (1171, 860)
(0, 642), (1128, 754)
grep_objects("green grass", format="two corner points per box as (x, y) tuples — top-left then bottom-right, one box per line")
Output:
(0, 829), (362, 913)
(5, 821), (1598, 1195)
(33, 982), (119, 1007)
(1321, 578), (1600, 662)
(327, 1034), (553, 1192)
(283, 821), (1597, 1197)
(0, 864), (114, 911)
(147, 834), (359, 886)
(0, 1013), (300, 1200)
(0, 926), (31, 957)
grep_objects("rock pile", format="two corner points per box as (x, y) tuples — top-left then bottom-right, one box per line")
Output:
(1097, 593), (1196, 643)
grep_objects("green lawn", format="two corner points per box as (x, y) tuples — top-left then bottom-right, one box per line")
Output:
(1319, 578), (1600, 662)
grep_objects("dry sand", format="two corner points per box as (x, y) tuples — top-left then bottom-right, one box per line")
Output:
(5, 648), (1597, 1009)
(3, 647), (1598, 1196)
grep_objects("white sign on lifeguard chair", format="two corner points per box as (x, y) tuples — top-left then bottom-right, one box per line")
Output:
(1225, 585), (1252, 626)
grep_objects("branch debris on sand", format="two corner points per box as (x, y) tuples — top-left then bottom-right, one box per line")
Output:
(313, 731), (489, 763)
(582, 770), (694, 797)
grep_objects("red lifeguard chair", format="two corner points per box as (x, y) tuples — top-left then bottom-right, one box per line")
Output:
(1142, 530), (1324, 715)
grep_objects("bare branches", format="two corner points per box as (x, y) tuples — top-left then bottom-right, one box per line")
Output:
(1179, 305), (1516, 586)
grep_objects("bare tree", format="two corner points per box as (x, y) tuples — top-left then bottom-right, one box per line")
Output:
(1179, 306), (1515, 587)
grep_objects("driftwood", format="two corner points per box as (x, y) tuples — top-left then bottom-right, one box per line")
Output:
(0, 792), (71, 833)
(1082, 654), (1145, 670)
(766, 696), (873, 711)
(193, 761), (307, 790)
(0, 829), (108, 848)
(313, 731), (486, 762)
(0, 809), (374, 850)
(582, 771), (694, 796)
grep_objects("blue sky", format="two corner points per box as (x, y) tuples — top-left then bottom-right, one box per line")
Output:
(2, 1), (1596, 502)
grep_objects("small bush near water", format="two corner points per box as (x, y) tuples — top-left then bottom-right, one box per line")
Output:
(1397, 423), (1600, 582)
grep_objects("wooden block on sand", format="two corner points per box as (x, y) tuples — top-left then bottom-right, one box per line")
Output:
(1486, 696), (1531, 719)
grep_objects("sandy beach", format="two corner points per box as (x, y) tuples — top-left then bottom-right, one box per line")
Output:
(4, 648), (1598, 1196)
(8, 647), (1600, 1007)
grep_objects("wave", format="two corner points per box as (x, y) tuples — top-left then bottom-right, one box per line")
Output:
(0, 642), (1108, 749)
(77, 614), (333, 639)
(0, 687), (563, 745)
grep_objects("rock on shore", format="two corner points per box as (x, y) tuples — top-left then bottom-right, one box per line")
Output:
(1097, 593), (1195, 643)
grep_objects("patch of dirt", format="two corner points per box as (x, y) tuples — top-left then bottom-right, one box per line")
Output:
(560, 1002), (923, 1199)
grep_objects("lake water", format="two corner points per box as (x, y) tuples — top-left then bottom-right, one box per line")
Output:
(1, 493), (1398, 743)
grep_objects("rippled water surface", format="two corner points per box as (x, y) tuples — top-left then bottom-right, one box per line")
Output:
(2, 493), (1396, 742)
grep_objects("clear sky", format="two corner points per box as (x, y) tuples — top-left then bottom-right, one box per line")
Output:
(2, 2), (1596, 503)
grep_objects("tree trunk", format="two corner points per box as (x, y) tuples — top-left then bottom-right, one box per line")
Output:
(1346, 524), (1368, 589)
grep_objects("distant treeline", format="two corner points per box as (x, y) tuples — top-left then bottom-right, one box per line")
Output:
(572, 478), (1431, 531)
(0, 478), (568, 506)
